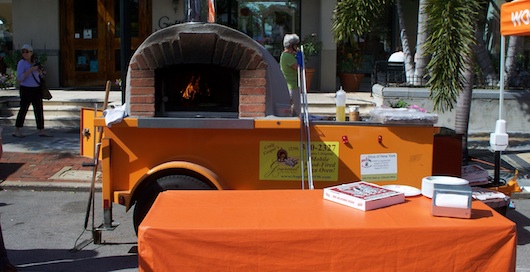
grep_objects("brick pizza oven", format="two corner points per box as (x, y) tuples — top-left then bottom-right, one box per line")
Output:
(124, 22), (291, 118)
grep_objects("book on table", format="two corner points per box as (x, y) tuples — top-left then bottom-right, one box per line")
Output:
(461, 164), (490, 186)
(323, 181), (405, 211)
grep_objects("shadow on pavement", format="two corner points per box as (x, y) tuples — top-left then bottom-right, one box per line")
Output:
(0, 162), (24, 180)
(506, 208), (530, 246)
(10, 248), (138, 271)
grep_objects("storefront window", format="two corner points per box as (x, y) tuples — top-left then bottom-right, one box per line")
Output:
(75, 50), (98, 72)
(216, 0), (300, 59)
(114, 0), (140, 38)
(74, 1), (98, 39)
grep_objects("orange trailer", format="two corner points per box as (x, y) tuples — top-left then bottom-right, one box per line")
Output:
(79, 22), (441, 236)
(81, 110), (437, 232)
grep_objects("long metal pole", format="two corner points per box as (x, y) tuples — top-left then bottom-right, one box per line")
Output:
(84, 81), (111, 231)
(493, 36), (506, 185)
(298, 46), (314, 190)
(499, 35), (505, 120)
(298, 53), (306, 189)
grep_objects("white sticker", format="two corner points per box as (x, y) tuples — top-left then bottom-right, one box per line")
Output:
(360, 153), (398, 181)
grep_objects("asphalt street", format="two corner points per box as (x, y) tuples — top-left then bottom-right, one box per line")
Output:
(0, 190), (138, 272)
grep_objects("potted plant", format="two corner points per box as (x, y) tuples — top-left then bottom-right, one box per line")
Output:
(301, 33), (321, 91)
(337, 42), (364, 92)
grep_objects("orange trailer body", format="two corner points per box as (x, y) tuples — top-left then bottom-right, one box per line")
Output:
(81, 109), (436, 212)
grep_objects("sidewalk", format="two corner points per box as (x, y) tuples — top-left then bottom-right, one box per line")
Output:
(0, 126), (101, 191)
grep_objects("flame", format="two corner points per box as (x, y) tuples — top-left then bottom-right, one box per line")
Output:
(182, 75), (201, 100)
(181, 75), (211, 100)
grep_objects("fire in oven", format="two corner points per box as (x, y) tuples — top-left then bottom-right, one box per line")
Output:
(155, 63), (240, 118)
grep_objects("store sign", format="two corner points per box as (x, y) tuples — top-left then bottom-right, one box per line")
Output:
(501, 0), (530, 36)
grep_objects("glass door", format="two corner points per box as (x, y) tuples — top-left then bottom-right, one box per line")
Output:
(60, 0), (151, 87)
(215, 0), (300, 61)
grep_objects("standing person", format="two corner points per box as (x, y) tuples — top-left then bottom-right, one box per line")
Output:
(280, 34), (301, 116)
(0, 127), (17, 272)
(13, 44), (51, 138)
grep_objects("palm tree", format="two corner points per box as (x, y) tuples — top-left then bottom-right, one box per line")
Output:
(331, 0), (430, 85)
(413, 0), (429, 86)
(395, 0), (415, 83)
(331, 0), (391, 46)
(505, 36), (524, 86)
(333, 0), (483, 162)
(424, 0), (483, 161)
(474, 0), (497, 86)
(422, 0), (482, 112)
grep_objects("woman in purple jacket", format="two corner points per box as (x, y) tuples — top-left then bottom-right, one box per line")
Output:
(12, 44), (51, 138)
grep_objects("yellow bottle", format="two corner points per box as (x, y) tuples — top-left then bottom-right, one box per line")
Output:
(336, 87), (346, 121)
(336, 106), (345, 121)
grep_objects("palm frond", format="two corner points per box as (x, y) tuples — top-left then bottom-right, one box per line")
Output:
(332, 0), (393, 45)
(423, 0), (484, 112)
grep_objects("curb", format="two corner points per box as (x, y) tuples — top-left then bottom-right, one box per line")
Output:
(510, 191), (530, 199)
(0, 180), (101, 192)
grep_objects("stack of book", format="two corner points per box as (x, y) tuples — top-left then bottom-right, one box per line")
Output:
(461, 164), (491, 186)
(323, 181), (405, 211)
(471, 187), (507, 201)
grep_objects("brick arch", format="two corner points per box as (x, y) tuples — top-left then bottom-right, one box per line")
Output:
(132, 23), (266, 70)
(125, 23), (271, 117)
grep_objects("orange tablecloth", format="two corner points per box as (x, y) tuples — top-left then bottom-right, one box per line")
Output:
(138, 190), (516, 272)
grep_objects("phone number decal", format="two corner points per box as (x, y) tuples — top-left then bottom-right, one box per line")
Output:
(259, 141), (339, 181)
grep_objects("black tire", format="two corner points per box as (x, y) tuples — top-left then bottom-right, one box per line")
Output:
(133, 174), (213, 234)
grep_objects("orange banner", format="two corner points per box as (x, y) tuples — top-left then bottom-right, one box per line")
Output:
(501, 0), (530, 36)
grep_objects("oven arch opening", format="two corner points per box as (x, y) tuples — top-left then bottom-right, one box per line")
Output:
(155, 63), (240, 118)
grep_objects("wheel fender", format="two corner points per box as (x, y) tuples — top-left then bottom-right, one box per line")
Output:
(125, 161), (225, 210)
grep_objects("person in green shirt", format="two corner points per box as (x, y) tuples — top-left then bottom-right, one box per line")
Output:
(280, 34), (301, 116)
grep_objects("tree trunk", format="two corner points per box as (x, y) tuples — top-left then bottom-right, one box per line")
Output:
(413, 0), (429, 86)
(455, 61), (475, 164)
(474, 1), (496, 87)
(474, 28), (497, 86)
(395, 0), (415, 84)
(505, 36), (524, 87)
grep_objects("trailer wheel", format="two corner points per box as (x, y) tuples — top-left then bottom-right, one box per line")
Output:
(133, 174), (214, 234)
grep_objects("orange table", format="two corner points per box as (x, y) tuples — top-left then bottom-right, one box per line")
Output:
(138, 190), (516, 272)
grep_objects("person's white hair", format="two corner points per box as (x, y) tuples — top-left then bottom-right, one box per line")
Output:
(283, 34), (300, 48)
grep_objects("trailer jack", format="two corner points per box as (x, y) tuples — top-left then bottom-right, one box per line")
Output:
(92, 222), (120, 245)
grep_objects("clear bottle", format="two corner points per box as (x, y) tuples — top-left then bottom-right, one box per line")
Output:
(349, 106), (360, 121)
(336, 86), (346, 121)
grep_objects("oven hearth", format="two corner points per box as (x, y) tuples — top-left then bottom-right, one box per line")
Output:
(155, 64), (239, 117)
